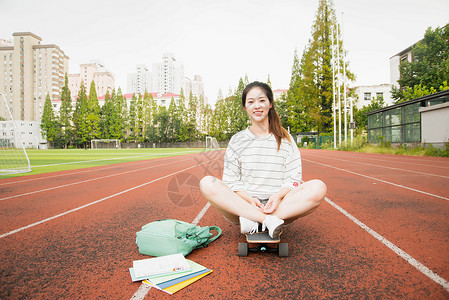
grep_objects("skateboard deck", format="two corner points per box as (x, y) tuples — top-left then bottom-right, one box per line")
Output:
(246, 230), (281, 243)
(238, 231), (288, 257)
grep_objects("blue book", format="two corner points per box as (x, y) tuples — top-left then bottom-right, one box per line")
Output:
(157, 268), (211, 289)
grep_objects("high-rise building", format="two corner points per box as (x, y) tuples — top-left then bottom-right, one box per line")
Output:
(151, 53), (185, 94)
(0, 32), (69, 122)
(68, 62), (115, 99)
(128, 53), (190, 96)
(127, 64), (151, 96)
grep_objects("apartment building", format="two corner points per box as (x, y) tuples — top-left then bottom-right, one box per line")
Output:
(68, 62), (115, 99)
(127, 53), (204, 99)
(0, 32), (69, 122)
(127, 64), (152, 96)
(183, 75), (204, 99)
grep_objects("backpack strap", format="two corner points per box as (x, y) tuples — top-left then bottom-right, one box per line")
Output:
(204, 226), (222, 245)
(193, 226), (222, 249)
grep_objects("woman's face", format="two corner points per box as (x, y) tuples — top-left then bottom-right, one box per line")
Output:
(244, 87), (272, 123)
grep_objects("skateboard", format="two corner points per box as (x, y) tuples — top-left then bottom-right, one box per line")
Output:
(238, 231), (288, 257)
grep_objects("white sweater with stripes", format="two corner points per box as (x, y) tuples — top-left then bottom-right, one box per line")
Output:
(222, 128), (302, 199)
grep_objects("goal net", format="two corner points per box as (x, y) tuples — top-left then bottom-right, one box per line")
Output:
(0, 93), (31, 175)
(205, 136), (220, 150)
(90, 139), (121, 149)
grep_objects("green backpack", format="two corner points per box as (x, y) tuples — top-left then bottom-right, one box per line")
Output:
(136, 219), (222, 257)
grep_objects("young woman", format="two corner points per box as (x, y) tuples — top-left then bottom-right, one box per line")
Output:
(200, 81), (327, 239)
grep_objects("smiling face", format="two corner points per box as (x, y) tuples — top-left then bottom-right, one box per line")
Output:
(244, 87), (272, 124)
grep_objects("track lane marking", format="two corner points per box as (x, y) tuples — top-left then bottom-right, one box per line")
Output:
(304, 158), (449, 201)
(0, 157), (195, 201)
(0, 155), (178, 186)
(325, 196), (449, 292)
(130, 202), (212, 299)
(305, 154), (449, 179)
(307, 150), (449, 169)
(0, 158), (217, 239)
(31, 150), (200, 168)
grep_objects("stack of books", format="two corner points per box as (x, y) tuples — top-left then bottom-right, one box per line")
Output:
(129, 253), (212, 295)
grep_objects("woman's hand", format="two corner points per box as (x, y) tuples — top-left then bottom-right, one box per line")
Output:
(248, 197), (266, 212)
(262, 194), (282, 214)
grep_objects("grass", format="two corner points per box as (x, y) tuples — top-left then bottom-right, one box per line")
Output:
(0, 148), (205, 179)
(301, 135), (449, 157)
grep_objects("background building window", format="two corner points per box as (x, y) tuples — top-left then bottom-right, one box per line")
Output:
(364, 92), (371, 101)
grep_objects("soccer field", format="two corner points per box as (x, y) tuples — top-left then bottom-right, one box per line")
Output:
(0, 148), (204, 178)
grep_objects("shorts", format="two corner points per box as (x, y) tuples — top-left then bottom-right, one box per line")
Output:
(258, 198), (269, 206)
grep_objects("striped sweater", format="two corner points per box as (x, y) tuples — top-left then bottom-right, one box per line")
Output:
(222, 128), (302, 199)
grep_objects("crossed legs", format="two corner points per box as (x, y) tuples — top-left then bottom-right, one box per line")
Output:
(199, 176), (327, 225)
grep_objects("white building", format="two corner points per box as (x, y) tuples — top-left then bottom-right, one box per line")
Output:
(68, 62), (115, 99)
(127, 53), (204, 99)
(390, 45), (414, 89)
(353, 84), (393, 109)
(183, 75), (205, 99)
(127, 64), (152, 96)
(0, 120), (44, 149)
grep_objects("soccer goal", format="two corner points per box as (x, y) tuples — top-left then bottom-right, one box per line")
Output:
(205, 136), (220, 150)
(0, 93), (31, 175)
(90, 139), (121, 149)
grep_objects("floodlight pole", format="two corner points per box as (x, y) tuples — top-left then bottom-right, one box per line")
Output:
(331, 26), (337, 149)
(350, 96), (354, 147)
(342, 12), (347, 147)
(337, 24), (341, 147)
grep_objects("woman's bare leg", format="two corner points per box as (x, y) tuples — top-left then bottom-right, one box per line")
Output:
(199, 176), (267, 224)
(273, 179), (327, 224)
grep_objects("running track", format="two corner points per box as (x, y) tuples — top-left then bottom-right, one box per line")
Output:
(0, 149), (448, 299)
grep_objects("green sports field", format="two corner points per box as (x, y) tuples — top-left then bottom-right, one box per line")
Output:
(0, 148), (205, 178)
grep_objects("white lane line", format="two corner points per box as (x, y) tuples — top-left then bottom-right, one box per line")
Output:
(304, 158), (449, 201)
(311, 151), (449, 169)
(0, 156), (177, 186)
(0, 157), (194, 201)
(306, 154), (449, 179)
(130, 203), (211, 299)
(326, 197), (449, 292)
(0, 158), (217, 239)
(339, 155), (449, 170)
(31, 150), (199, 168)
(130, 284), (151, 300)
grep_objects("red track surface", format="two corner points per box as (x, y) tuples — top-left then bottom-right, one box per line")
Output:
(1, 149), (448, 299)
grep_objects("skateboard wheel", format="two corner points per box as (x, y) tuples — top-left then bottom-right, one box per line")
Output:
(238, 243), (248, 256)
(278, 243), (288, 257)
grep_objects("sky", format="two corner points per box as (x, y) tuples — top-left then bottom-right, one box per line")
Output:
(1, 0), (448, 106)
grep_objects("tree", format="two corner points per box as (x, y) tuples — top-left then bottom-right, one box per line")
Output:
(176, 89), (190, 142)
(73, 81), (89, 148)
(166, 97), (178, 143)
(393, 24), (449, 102)
(276, 92), (289, 130)
(127, 94), (137, 142)
(135, 93), (144, 142)
(40, 93), (59, 147)
(87, 80), (101, 140)
(288, 0), (354, 133)
(100, 90), (114, 139)
(287, 48), (315, 133)
(59, 74), (72, 148)
(112, 88), (127, 140)
(228, 77), (249, 138)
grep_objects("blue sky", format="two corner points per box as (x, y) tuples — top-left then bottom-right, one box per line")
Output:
(1, 0), (448, 105)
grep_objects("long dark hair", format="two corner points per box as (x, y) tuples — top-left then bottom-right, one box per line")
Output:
(242, 81), (291, 150)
